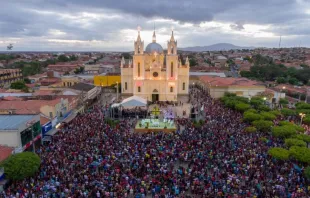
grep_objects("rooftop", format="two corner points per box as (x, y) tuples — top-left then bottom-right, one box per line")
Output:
(0, 145), (13, 162)
(0, 115), (38, 130)
(70, 82), (95, 92)
(199, 76), (264, 87)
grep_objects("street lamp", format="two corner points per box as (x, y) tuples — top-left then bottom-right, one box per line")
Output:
(299, 113), (306, 125)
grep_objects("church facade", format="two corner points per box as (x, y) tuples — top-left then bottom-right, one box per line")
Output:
(121, 29), (189, 102)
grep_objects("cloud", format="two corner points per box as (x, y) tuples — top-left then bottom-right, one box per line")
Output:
(0, 0), (310, 50)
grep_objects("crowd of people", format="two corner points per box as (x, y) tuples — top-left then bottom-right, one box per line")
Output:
(2, 87), (310, 197)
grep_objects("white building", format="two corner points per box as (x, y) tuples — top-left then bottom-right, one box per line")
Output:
(121, 29), (189, 102)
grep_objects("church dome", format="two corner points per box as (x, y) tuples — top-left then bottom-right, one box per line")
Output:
(145, 42), (163, 53)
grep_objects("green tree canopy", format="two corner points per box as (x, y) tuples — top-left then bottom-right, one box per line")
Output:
(295, 134), (310, 145)
(0, 152), (41, 181)
(279, 98), (289, 105)
(260, 112), (276, 121)
(252, 120), (273, 132)
(245, 126), (257, 133)
(289, 146), (310, 163)
(272, 125), (297, 138)
(284, 138), (307, 148)
(268, 147), (290, 160)
(235, 103), (251, 112)
(57, 55), (70, 62)
(10, 81), (27, 90)
(304, 166), (310, 179)
(281, 108), (296, 117)
(243, 112), (262, 122)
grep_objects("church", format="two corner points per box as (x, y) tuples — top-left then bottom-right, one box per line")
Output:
(121, 29), (189, 102)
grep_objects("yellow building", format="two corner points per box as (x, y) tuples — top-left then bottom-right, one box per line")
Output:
(121, 29), (189, 102)
(0, 69), (23, 88)
(94, 75), (121, 87)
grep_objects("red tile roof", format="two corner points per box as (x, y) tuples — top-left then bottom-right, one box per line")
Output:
(0, 145), (13, 162)
(199, 76), (263, 87)
(40, 116), (50, 125)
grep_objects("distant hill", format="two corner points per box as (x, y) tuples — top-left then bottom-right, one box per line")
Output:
(180, 43), (255, 52)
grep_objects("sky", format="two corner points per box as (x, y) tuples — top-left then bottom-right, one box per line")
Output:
(1, 0), (310, 51)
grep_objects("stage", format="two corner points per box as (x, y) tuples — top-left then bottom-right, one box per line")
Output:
(135, 119), (177, 133)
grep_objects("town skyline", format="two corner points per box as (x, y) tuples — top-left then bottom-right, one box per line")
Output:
(1, 0), (310, 51)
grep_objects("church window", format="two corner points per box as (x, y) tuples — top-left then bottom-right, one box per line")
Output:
(138, 46), (140, 54)
(138, 63), (141, 77)
(171, 62), (173, 77)
(125, 82), (128, 90)
(138, 86), (141, 92)
(170, 87), (173, 92)
(153, 72), (158, 77)
(183, 82), (185, 90)
(171, 47), (174, 54)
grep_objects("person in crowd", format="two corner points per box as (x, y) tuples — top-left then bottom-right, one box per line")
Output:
(2, 89), (309, 198)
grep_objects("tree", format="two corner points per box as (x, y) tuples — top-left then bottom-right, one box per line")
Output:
(23, 78), (31, 84)
(288, 77), (299, 85)
(189, 58), (198, 66)
(281, 108), (296, 117)
(268, 147), (290, 160)
(272, 125), (297, 138)
(58, 55), (70, 62)
(245, 126), (257, 133)
(289, 146), (310, 163)
(284, 138), (306, 148)
(10, 81), (27, 90)
(243, 112), (262, 122)
(260, 112), (276, 121)
(252, 120), (273, 132)
(270, 110), (281, 116)
(257, 105), (271, 112)
(276, 77), (287, 84)
(0, 152), (41, 181)
(279, 98), (289, 106)
(121, 53), (131, 59)
(235, 103), (251, 112)
(295, 134), (310, 147)
(303, 116), (310, 125)
(250, 97), (264, 108)
(304, 166), (310, 179)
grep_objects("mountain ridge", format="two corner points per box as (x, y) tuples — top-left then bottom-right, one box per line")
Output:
(180, 43), (255, 52)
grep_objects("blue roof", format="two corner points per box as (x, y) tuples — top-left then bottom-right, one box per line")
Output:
(0, 115), (37, 130)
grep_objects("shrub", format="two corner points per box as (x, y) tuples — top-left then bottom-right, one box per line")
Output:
(259, 137), (268, 143)
(268, 147), (290, 160)
(284, 138), (307, 148)
(289, 146), (310, 163)
(252, 120), (273, 132)
(245, 127), (257, 133)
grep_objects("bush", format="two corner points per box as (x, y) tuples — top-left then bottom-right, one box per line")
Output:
(243, 112), (262, 122)
(245, 109), (257, 113)
(252, 120), (273, 132)
(235, 103), (251, 112)
(0, 152), (41, 181)
(281, 108), (296, 117)
(272, 125), (297, 138)
(279, 98), (289, 105)
(245, 127), (257, 133)
(250, 98), (264, 108)
(260, 112), (276, 121)
(289, 146), (310, 163)
(268, 147), (290, 160)
(284, 138), (307, 148)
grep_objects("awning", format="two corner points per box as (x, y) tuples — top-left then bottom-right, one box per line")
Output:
(120, 96), (147, 108)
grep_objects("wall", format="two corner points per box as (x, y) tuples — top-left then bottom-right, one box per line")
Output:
(0, 130), (20, 148)
(209, 86), (266, 98)
(94, 75), (121, 87)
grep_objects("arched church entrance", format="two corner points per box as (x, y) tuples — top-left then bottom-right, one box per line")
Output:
(152, 89), (159, 102)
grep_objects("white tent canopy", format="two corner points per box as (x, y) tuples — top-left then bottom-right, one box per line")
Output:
(120, 96), (147, 108)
